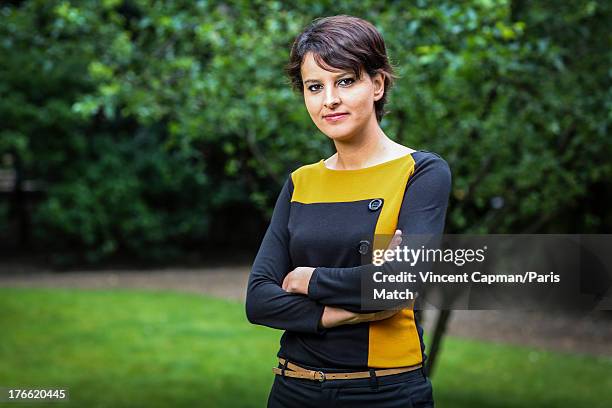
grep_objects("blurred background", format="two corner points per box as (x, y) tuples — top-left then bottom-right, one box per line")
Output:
(0, 0), (611, 407)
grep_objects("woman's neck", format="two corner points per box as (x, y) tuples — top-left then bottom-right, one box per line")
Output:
(328, 119), (404, 170)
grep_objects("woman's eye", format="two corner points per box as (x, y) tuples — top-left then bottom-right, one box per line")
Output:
(306, 78), (353, 92)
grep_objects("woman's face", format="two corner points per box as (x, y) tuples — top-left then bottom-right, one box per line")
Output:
(300, 52), (384, 142)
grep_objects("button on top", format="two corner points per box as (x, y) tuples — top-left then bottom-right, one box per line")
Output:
(358, 240), (370, 255)
(368, 199), (383, 211)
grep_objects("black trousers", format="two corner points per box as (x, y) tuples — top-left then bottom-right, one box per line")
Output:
(267, 366), (434, 408)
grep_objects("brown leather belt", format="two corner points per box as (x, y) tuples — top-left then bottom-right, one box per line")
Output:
(272, 357), (422, 382)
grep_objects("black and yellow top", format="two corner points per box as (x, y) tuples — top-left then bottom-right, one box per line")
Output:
(246, 150), (451, 370)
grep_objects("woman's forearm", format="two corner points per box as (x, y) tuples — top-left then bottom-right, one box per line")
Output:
(319, 305), (401, 329)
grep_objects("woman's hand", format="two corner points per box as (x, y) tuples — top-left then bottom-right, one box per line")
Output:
(282, 270), (402, 329)
(320, 306), (400, 329)
(282, 267), (314, 295)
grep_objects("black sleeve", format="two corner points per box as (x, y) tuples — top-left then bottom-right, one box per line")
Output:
(307, 153), (452, 312)
(245, 176), (327, 333)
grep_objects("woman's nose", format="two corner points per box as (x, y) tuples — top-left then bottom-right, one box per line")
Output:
(323, 88), (340, 109)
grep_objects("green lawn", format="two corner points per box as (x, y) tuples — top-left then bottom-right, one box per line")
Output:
(0, 288), (610, 407)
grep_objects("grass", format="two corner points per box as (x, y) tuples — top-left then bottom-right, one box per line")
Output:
(0, 287), (610, 407)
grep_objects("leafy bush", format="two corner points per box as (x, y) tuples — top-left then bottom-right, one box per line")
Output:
(1, 0), (610, 264)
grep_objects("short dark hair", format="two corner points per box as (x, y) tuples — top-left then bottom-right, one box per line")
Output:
(286, 15), (396, 123)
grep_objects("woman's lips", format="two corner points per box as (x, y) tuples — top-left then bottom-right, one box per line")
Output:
(323, 113), (349, 123)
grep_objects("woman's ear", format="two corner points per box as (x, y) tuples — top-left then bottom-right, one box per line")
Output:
(372, 71), (385, 102)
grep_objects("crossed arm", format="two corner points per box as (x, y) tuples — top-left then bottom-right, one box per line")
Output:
(282, 231), (403, 328)
(245, 155), (451, 333)
(245, 177), (396, 333)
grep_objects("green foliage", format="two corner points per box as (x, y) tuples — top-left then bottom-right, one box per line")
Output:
(382, 1), (611, 233)
(0, 1), (610, 263)
(32, 130), (210, 264)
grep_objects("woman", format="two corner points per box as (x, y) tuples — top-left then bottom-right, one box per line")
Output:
(246, 15), (451, 407)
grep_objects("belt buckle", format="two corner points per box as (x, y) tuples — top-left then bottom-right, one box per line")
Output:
(316, 371), (326, 382)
